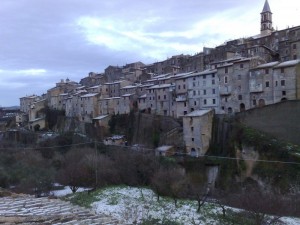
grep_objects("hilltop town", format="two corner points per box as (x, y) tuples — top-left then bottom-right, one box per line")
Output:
(12, 0), (300, 156)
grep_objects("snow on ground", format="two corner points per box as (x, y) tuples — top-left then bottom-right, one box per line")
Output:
(51, 186), (91, 197)
(89, 186), (300, 225)
(91, 186), (221, 224)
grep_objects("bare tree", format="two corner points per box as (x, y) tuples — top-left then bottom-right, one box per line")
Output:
(151, 168), (185, 206)
(227, 188), (293, 225)
(57, 148), (92, 193)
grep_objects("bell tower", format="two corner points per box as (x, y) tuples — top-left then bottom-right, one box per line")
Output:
(261, 0), (273, 35)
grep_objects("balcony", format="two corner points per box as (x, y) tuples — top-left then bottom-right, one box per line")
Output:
(249, 83), (263, 93)
(219, 86), (232, 95)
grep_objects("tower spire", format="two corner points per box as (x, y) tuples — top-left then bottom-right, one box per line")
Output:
(261, 0), (273, 35)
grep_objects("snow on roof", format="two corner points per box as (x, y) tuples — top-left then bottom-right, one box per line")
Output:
(139, 83), (154, 87)
(87, 85), (101, 89)
(121, 85), (138, 89)
(147, 84), (175, 89)
(173, 71), (195, 78)
(217, 63), (234, 68)
(274, 59), (300, 68)
(255, 61), (279, 69)
(93, 115), (110, 120)
(156, 145), (173, 152)
(29, 117), (45, 122)
(139, 94), (147, 98)
(59, 93), (69, 96)
(179, 69), (217, 79)
(81, 93), (98, 98)
(184, 109), (213, 117)
(122, 93), (134, 97)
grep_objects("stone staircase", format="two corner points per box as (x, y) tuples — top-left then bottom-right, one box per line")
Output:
(0, 195), (119, 224)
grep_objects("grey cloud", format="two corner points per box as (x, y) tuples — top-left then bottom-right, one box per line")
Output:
(0, 0), (284, 106)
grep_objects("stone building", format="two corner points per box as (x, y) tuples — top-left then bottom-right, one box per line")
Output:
(20, 95), (41, 114)
(146, 84), (176, 116)
(183, 109), (214, 156)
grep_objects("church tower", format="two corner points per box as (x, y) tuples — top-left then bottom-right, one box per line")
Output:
(261, 0), (273, 35)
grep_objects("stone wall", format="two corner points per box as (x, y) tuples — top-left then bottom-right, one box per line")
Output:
(236, 100), (300, 145)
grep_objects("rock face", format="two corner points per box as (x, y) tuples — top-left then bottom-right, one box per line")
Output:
(0, 194), (118, 224)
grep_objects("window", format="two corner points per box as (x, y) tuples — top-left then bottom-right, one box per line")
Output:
(183, 84), (186, 89)
(194, 101), (197, 106)
(158, 95), (160, 100)
(266, 81), (270, 87)
(204, 99), (207, 105)
(164, 95), (166, 99)
(225, 76), (228, 84)
(294, 55), (297, 60)
(282, 91), (286, 96)
(281, 80), (285, 86)
(265, 69), (269, 74)
(212, 74), (215, 78)
(213, 99), (216, 104)
(184, 102), (187, 107)
(240, 64), (244, 69)
(191, 127), (194, 131)
(212, 79), (215, 85)
(193, 90), (196, 96)
(203, 80), (206, 86)
(212, 89), (216, 94)
(203, 75), (206, 79)
(225, 97), (228, 102)
(193, 82), (196, 87)
(203, 90), (207, 95)
(225, 67), (228, 74)
(238, 75), (241, 80)
(293, 43), (297, 50)
(178, 85), (181, 90)
(253, 100), (257, 106)
(192, 138), (194, 142)
(238, 95), (242, 100)
(275, 81), (278, 86)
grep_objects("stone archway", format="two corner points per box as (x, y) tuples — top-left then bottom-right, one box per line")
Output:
(258, 99), (265, 107)
(240, 103), (246, 112)
(228, 107), (233, 114)
(191, 148), (197, 157)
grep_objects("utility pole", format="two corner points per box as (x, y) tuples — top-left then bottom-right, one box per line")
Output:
(94, 139), (98, 188)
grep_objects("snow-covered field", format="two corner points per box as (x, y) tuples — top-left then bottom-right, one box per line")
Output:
(67, 186), (300, 225)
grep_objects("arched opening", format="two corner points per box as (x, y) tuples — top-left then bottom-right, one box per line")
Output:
(34, 124), (40, 132)
(259, 99), (265, 107)
(191, 148), (197, 157)
(228, 107), (233, 114)
(240, 103), (246, 112)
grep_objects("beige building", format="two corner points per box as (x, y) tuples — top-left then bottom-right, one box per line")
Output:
(146, 84), (176, 116)
(183, 109), (214, 157)
(20, 95), (41, 113)
(79, 93), (100, 123)
(249, 59), (300, 107)
(28, 99), (46, 131)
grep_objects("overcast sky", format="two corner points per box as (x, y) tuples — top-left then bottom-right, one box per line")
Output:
(0, 0), (299, 106)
